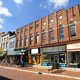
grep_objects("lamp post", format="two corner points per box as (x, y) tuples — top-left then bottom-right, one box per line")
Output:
(20, 50), (24, 62)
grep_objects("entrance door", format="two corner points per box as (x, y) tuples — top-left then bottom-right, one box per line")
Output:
(54, 55), (58, 63)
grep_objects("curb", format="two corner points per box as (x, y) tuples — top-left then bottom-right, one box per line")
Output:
(0, 66), (80, 80)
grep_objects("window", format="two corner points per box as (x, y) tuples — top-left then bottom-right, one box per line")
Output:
(36, 35), (39, 44)
(50, 19), (53, 22)
(17, 32), (19, 35)
(36, 24), (39, 28)
(22, 31), (23, 33)
(21, 37), (23, 47)
(59, 25), (64, 39)
(30, 34), (33, 45)
(70, 21), (76, 37)
(59, 15), (62, 19)
(17, 38), (19, 47)
(26, 29), (28, 32)
(43, 22), (45, 25)
(25, 36), (27, 46)
(50, 31), (54, 41)
(6, 42), (8, 49)
(43, 33), (46, 42)
(9, 42), (14, 48)
(59, 53), (65, 63)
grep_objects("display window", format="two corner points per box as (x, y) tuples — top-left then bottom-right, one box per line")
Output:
(68, 52), (80, 64)
(59, 53), (65, 63)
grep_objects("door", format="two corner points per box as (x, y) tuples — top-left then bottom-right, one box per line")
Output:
(54, 55), (58, 63)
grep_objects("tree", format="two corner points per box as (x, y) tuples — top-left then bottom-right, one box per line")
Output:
(0, 47), (3, 55)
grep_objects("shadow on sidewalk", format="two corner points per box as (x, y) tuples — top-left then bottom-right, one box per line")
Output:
(51, 70), (65, 73)
(0, 76), (12, 80)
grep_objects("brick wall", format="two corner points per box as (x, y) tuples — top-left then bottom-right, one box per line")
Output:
(15, 4), (80, 49)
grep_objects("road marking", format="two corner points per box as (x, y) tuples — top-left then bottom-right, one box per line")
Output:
(0, 66), (80, 80)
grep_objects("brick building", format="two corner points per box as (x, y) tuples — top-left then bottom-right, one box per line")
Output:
(15, 4), (80, 68)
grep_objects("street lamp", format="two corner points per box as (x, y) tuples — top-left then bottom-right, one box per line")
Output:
(20, 50), (24, 62)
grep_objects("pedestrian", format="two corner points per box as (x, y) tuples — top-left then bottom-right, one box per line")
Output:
(21, 60), (24, 68)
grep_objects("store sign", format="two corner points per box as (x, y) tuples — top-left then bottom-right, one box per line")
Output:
(31, 49), (38, 54)
(67, 43), (80, 49)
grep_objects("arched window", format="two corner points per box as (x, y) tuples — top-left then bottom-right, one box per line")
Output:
(70, 21), (76, 37)
(36, 32), (39, 44)
(42, 30), (46, 42)
(50, 27), (54, 30)
(50, 27), (54, 41)
(59, 25), (64, 39)
(70, 21), (75, 24)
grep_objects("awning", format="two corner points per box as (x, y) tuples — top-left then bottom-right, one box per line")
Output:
(0, 52), (6, 56)
(12, 51), (21, 55)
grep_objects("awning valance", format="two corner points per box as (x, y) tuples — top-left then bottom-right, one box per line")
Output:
(12, 51), (21, 55)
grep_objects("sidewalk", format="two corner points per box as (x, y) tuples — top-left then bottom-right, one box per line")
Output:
(0, 64), (80, 79)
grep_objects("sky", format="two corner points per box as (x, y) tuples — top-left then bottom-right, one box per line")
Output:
(0, 0), (80, 33)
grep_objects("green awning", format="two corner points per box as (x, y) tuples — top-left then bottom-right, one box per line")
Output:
(12, 51), (21, 55)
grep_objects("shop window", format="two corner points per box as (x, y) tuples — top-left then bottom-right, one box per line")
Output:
(59, 53), (65, 63)
(70, 21), (76, 37)
(68, 52), (80, 63)
(50, 31), (54, 41)
(33, 56), (37, 63)
(42, 54), (54, 63)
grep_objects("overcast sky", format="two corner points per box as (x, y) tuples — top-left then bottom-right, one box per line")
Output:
(0, 0), (80, 32)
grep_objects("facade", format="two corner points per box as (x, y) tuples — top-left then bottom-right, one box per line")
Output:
(7, 33), (15, 63)
(15, 4), (80, 67)
(0, 31), (15, 55)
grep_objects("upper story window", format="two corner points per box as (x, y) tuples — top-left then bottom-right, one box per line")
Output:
(50, 19), (53, 22)
(70, 21), (76, 37)
(36, 32), (39, 44)
(30, 27), (33, 30)
(21, 37), (23, 47)
(50, 28), (54, 41)
(59, 25), (64, 39)
(21, 31), (23, 33)
(43, 22), (45, 25)
(9, 42), (14, 48)
(42, 30), (46, 42)
(36, 24), (39, 28)
(25, 35), (27, 46)
(59, 15), (62, 19)
(30, 34), (33, 45)
(17, 32), (19, 35)
(17, 38), (19, 47)
(26, 29), (28, 32)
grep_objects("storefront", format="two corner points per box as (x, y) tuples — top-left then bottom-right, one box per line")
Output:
(67, 43), (80, 68)
(41, 45), (67, 67)
(28, 48), (41, 65)
(14, 47), (28, 63)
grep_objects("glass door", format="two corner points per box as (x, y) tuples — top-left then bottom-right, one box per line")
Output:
(54, 55), (58, 63)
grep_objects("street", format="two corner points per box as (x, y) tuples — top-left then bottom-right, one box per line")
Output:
(0, 66), (79, 80)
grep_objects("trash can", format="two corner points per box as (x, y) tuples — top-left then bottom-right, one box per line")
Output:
(55, 63), (59, 69)
(78, 64), (80, 68)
